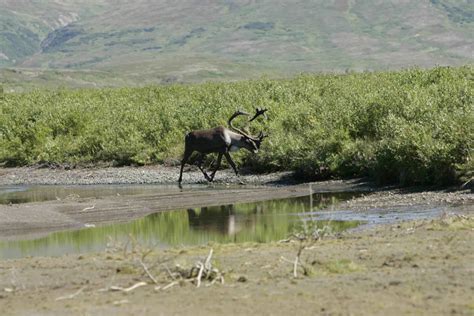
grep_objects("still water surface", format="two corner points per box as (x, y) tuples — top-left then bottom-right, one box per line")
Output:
(0, 186), (360, 259)
(0, 185), (447, 260)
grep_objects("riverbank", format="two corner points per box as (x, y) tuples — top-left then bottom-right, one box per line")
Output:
(0, 165), (473, 314)
(1, 166), (472, 240)
(0, 176), (372, 241)
(2, 169), (472, 241)
(0, 165), (295, 186)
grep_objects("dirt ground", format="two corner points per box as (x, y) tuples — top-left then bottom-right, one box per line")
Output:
(0, 214), (472, 315)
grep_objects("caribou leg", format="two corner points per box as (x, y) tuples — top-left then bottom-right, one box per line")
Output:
(224, 153), (245, 184)
(209, 153), (223, 182)
(178, 148), (193, 184)
(224, 153), (239, 176)
(197, 166), (211, 181)
(195, 153), (212, 182)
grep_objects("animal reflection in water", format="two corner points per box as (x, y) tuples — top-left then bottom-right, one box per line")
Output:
(186, 204), (263, 238)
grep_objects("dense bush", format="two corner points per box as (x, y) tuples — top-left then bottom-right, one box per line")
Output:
(0, 66), (472, 185)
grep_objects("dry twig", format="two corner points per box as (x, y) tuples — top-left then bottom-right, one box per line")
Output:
(55, 287), (86, 301)
(284, 221), (334, 278)
(80, 205), (95, 212)
(109, 282), (147, 292)
(156, 248), (224, 290)
(138, 258), (158, 284)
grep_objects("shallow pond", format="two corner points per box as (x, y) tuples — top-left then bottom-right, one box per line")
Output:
(0, 186), (362, 259)
(0, 185), (447, 259)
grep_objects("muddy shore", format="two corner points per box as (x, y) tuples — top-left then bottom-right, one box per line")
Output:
(0, 166), (370, 240)
(0, 166), (472, 240)
(0, 166), (473, 315)
(0, 165), (296, 186)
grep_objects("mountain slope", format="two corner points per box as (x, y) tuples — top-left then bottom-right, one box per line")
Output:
(1, 0), (473, 89)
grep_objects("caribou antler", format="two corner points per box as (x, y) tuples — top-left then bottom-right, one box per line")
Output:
(257, 131), (268, 140)
(249, 107), (268, 122)
(229, 108), (269, 141)
(228, 110), (251, 138)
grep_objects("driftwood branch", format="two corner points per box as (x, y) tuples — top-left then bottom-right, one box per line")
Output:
(109, 282), (147, 292)
(80, 205), (95, 212)
(55, 287), (86, 301)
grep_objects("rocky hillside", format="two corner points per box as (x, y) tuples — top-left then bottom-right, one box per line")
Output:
(0, 0), (473, 88)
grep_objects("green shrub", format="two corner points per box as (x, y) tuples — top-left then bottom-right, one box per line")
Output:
(0, 66), (472, 185)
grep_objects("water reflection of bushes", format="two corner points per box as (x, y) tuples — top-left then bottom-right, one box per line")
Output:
(0, 193), (361, 258)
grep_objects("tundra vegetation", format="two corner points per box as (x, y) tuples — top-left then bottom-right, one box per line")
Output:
(0, 66), (472, 186)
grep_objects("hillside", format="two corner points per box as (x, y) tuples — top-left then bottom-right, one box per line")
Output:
(0, 0), (473, 90)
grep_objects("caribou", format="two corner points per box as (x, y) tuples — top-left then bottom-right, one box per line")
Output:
(178, 108), (268, 184)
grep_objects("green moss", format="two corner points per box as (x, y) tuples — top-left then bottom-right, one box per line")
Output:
(325, 259), (362, 274)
